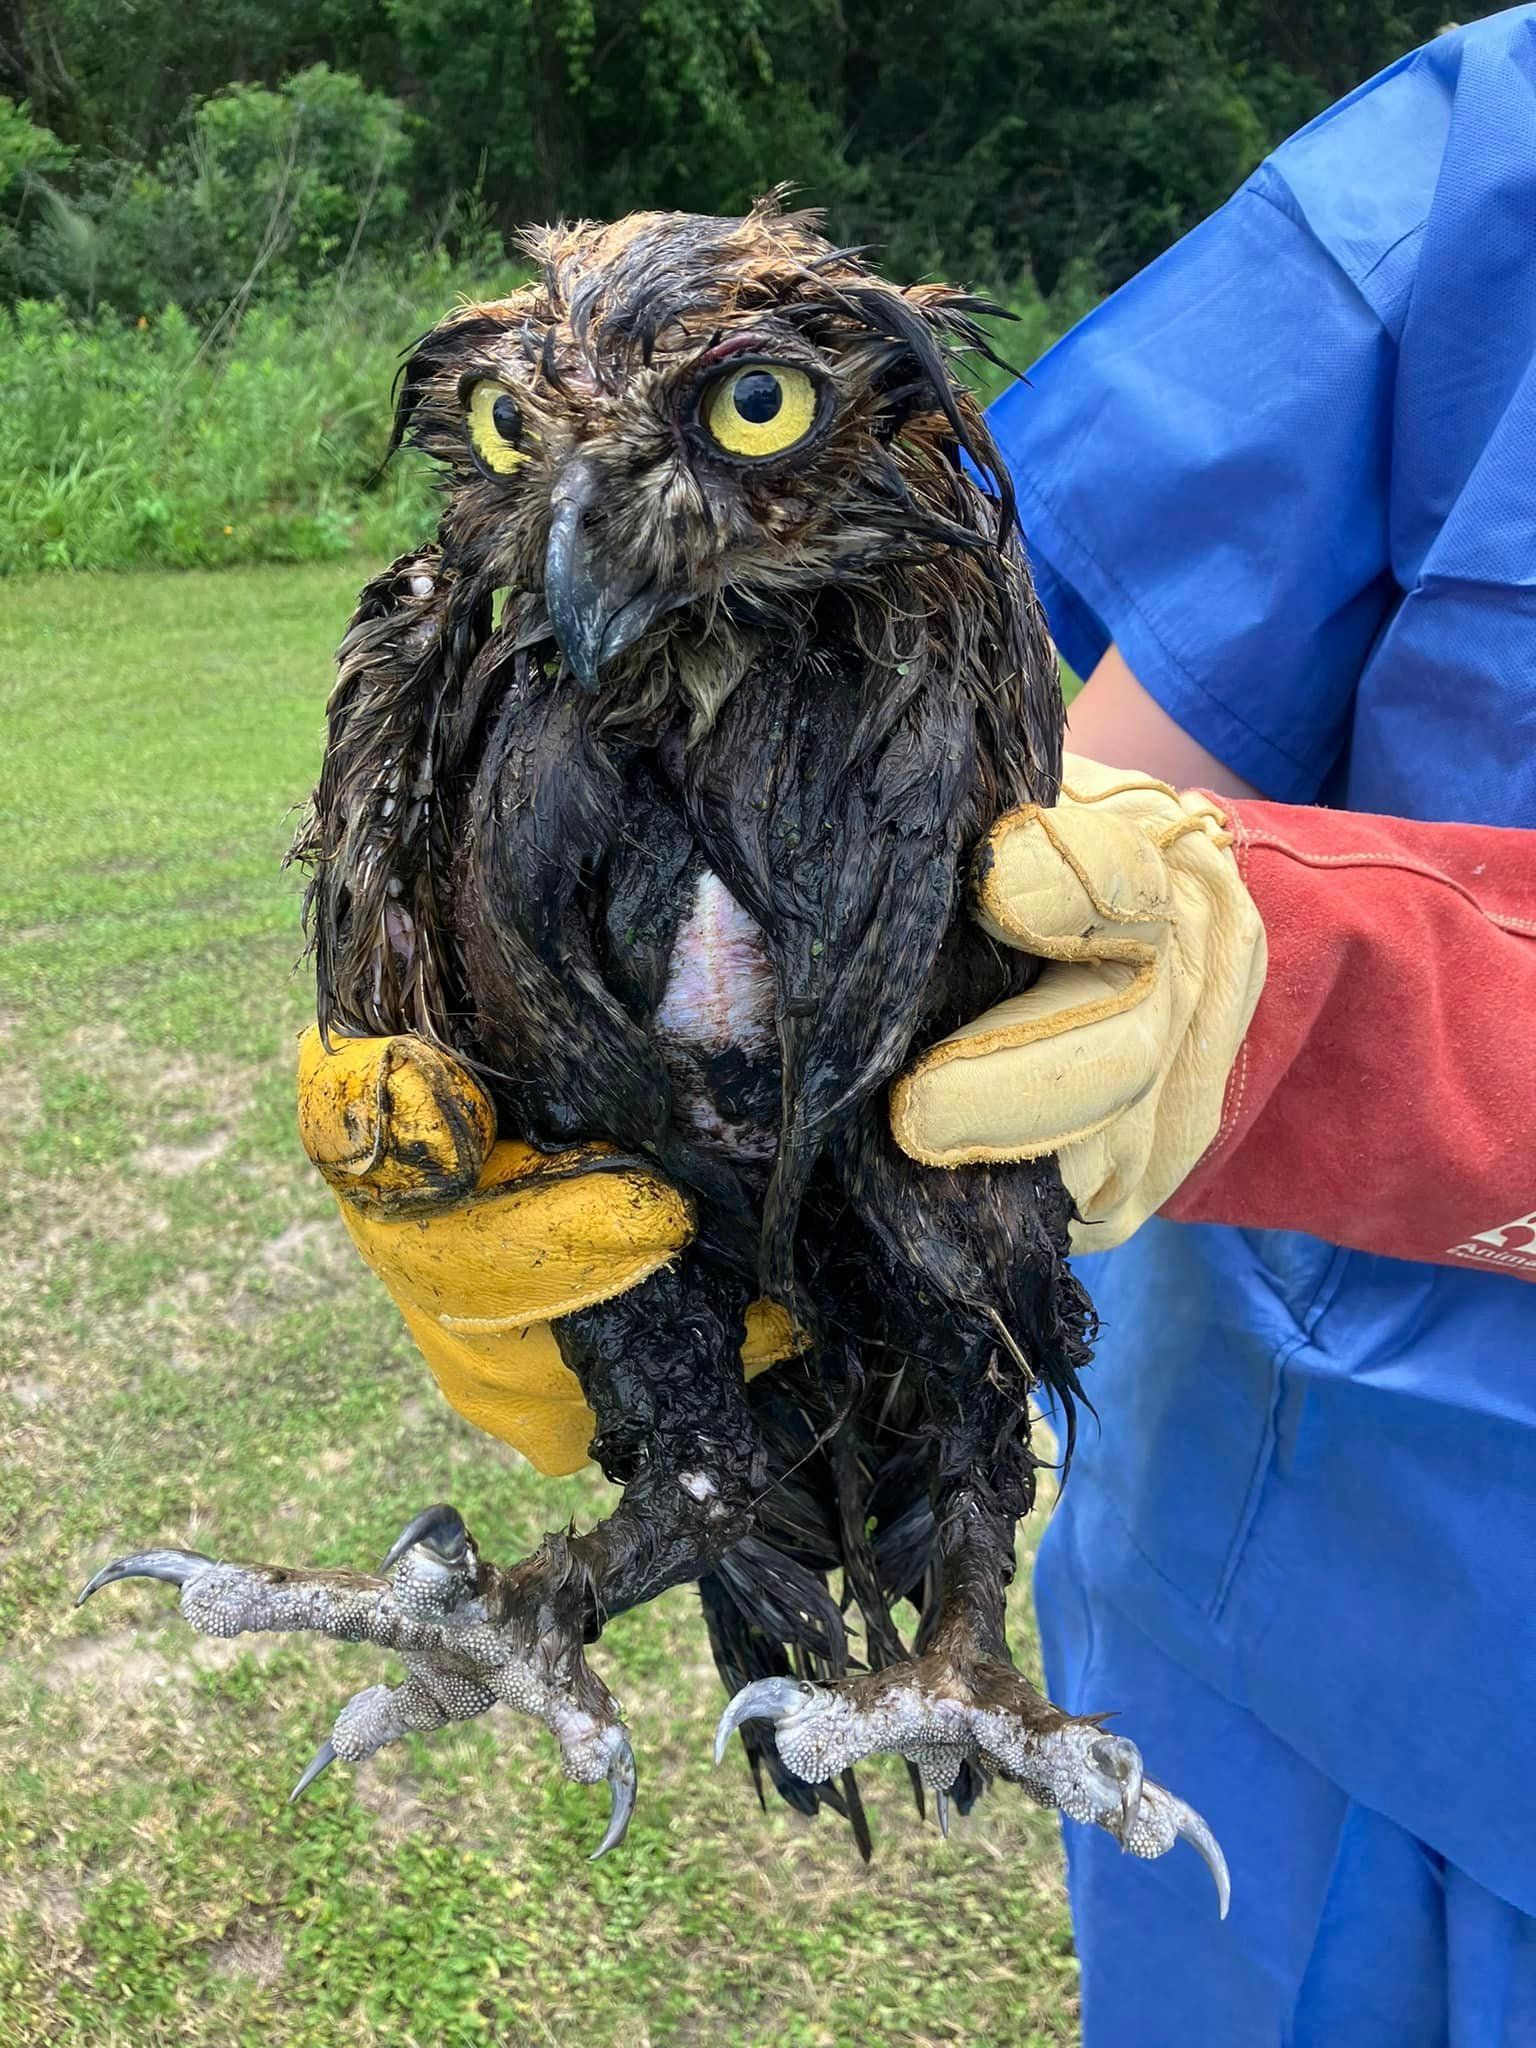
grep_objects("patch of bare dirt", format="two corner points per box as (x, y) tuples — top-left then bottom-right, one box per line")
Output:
(42, 1630), (167, 1695)
(0, 1032), (268, 1330)
(208, 1923), (286, 1986)
(246, 1215), (357, 1301)
(3, 1378), (60, 1408)
(65, 1025), (257, 1178)
(353, 1767), (431, 1836)
(0, 1878), (85, 1935)
(133, 1130), (236, 1176)
(0, 1061), (44, 1139)
(303, 1444), (355, 1479)
(42, 1627), (281, 1698)
(144, 1267), (216, 1319)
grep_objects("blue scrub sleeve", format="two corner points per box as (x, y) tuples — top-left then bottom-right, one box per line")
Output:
(989, 176), (1403, 800)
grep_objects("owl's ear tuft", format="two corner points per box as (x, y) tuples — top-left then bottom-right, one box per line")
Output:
(385, 314), (517, 464)
(840, 283), (1019, 543)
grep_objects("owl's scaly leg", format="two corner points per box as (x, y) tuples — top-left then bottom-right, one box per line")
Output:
(77, 1261), (760, 1857)
(551, 1255), (763, 1622)
(77, 1506), (638, 1854)
(714, 1388), (1230, 1914)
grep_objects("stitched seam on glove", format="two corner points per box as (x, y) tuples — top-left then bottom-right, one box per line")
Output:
(889, 1103), (1129, 1170)
(978, 806), (1175, 938)
(975, 862), (1168, 962)
(1204, 814), (1257, 1165)
(1039, 808), (1177, 925)
(1153, 809), (1234, 855)
(1059, 768), (1181, 806)
(1236, 830), (1536, 937)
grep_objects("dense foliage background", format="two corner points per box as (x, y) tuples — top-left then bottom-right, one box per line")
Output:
(0, 0), (1475, 567)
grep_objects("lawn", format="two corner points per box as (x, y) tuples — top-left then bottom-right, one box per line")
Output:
(0, 565), (1078, 2048)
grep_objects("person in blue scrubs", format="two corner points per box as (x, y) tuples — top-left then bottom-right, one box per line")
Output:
(983, 11), (1536, 2042)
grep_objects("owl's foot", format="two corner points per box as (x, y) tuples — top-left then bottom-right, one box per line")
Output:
(77, 1504), (637, 1857)
(714, 1658), (1229, 1915)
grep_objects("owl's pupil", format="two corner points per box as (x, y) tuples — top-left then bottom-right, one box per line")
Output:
(491, 393), (521, 444)
(733, 371), (783, 425)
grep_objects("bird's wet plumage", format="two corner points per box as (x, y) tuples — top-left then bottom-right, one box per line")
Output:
(81, 200), (1231, 1906)
(290, 193), (1096, 1832)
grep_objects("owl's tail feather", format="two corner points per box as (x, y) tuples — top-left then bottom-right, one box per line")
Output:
(702, 1366), (967, 1854)
(696, 1561), (874, 1862)
(707, 1125), (1093, 1855)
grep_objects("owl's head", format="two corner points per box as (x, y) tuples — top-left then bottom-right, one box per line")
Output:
(391, 195), (1019, 707)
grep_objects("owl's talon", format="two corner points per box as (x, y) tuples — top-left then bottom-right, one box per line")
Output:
(589, 1731), (638, 1860)
(1091, 1731), (1145, 1844)
(715, 1663), (1230, 1916)
(380, 1502), (468, 1574)
(289, 1739), (338, 1804)
(76, 1548), (214, 1606)
(712, 1674), (809, 1763)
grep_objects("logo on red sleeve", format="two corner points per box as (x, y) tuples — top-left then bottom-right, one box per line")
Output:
(1447, 1212), (1536, 1272)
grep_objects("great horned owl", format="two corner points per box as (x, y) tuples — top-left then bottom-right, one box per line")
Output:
(83, 198), (1226, 1906)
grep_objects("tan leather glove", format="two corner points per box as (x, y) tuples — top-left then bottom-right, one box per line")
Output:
(890, 754), (1268, 1253)
(297, 1028), (797, 1475)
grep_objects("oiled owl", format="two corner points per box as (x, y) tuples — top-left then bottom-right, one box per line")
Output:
(87, 200), (1228, 1904)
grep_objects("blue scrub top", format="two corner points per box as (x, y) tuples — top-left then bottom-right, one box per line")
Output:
(989, 6), (1536, 1917)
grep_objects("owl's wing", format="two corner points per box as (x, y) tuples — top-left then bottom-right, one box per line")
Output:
(291, 548), (487, 1044)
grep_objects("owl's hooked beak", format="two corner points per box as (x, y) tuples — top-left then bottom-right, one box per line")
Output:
(545, 457), (675, 690)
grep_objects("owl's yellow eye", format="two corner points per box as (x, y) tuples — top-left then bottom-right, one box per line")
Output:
(466, 380), (530, 475)
(703, 364), (819, 460)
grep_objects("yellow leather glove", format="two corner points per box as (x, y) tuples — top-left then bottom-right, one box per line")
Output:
(296, 1028), (797, 1476)
(890, 754), (1267, 1254)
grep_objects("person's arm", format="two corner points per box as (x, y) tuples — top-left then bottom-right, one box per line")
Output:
(1068, 651), (1534, 1269)
(1164, 793), (1536, 1274)
(1068, 644), (1263, 802)
(892, 751), (1536, 1281)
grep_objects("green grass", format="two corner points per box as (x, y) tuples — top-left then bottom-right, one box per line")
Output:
(0, 565), (1078, 2048)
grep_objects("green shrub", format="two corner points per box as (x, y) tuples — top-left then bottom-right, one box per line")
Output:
(13, 4), (1469, 328)
(0, 260), (522, 572)
(11, 68), (414, 320)
(0, 97), (74, 288)
(0, 95), (71, 193)
(968, 261), (1103, 405)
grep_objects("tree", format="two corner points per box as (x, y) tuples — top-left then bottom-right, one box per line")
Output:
(0, 0), (1495, 316)
(8, 67), (410, 315)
